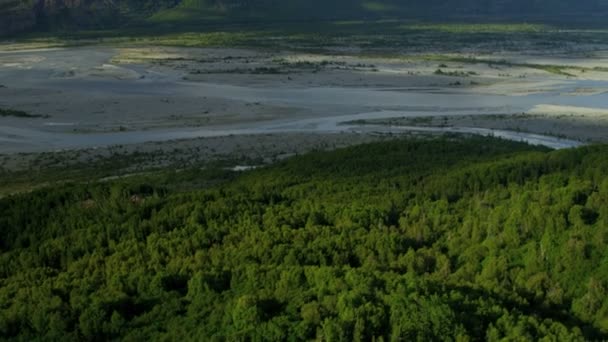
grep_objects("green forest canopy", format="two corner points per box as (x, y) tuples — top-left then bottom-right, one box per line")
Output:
(1, 136), (608, 340)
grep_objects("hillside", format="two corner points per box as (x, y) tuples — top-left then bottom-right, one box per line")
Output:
(0, 0), (176, 35)
(151, 0), (608, 23)
(2, 0), (608, 36)
(1, 137), (608, 340)
(0, 0), (36, 35)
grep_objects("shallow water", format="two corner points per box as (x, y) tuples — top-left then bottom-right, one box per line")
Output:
(0, 47), (606, 153)
(0, 111), (584, 153)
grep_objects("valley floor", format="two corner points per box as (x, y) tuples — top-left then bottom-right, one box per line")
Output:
(1, 24), (608, 189)
(1, 23), (608, 340)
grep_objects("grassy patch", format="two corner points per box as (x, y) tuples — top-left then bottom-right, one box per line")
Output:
(5, 19), (608, 54)
(405, 23), (550, 33)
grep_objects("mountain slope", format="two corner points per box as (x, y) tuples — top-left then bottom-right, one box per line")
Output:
(151, 0), (608, 23)
(1, 137), (608, 340)
(1, 0), (608, 36)
(0, 0), (36, 35)
(0, 0), (177, 35)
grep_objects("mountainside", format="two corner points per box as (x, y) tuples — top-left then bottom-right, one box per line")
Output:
(154, 0), (608, 21)
(1, 137), (608, 340)
(0, 0), (36, 35)
(1, 0), (608, 36)
(0, 0), (177, 35)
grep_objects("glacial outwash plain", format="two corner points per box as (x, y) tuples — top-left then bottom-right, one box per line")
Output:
(2, 22), (608, 192)
(2, 3), (608, 340)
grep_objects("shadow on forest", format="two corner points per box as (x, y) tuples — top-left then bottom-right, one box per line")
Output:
(438, 283), (608, 340)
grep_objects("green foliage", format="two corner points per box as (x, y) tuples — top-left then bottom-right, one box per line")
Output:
(407, 23), (550, 33)
(434, 69), (478, 77)
(1, 137), (608, 339)
(11, 18), (608, 57)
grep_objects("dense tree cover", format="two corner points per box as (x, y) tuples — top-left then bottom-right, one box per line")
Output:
(1, 137), (608, 340)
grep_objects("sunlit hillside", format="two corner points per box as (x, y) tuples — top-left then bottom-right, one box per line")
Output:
(2, 138), (608, 340)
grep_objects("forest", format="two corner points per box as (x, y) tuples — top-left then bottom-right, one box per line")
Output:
(1, 136), (608, 340)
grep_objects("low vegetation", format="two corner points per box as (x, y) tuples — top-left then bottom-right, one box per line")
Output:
(0, 108), (48, 118)
(434, 69), (478, 77)
(1, 137), (608, 340)
(415, 54), (591, 76)
(8, 20), (608, 56)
